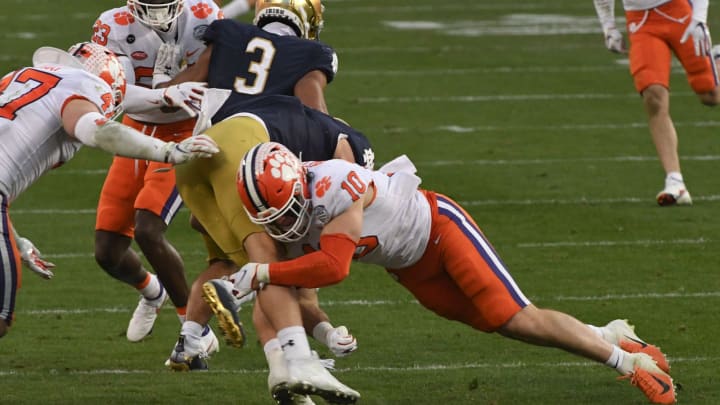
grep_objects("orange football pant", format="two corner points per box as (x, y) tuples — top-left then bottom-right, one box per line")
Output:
(387, 191), (530, 332)
(95, 116), (195, 237)
(627, 0), (718, 93)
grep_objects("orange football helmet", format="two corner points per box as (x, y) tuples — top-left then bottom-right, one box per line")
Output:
(254, 0), (324, 40)
(237, 142), (312, 242)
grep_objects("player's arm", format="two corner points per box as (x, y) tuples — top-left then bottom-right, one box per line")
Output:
(233, 197), (363, 291)
(294, 69), (329, 113)
(593, 0), (626, 53)
(61, 98), (218, 163)
(165, 45), (213, 87)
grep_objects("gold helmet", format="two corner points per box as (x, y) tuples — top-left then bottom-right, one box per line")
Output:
(254, 0), (324, 40)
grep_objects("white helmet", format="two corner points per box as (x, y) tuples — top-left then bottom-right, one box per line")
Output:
(67, 42), (127, 118)
(127, 0), (184, 29)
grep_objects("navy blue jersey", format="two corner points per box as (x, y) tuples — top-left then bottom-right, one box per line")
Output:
(217, 94), (374, 169)
(203, 20), (336, 100)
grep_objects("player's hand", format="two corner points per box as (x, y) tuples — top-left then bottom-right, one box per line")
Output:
(162, 82), (207, 117)
(326, 325), (357, 357)
(16, 236), (55, 279)
(603, 27), (627, 54)
(228, 263), (261, 299)
(680, 19), (711, 57)
(153, 42), (182, 87)
(162, 134), (219, 164)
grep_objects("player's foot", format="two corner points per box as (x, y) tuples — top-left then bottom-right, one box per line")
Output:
(620, 353), (676, 404)
(656, 183), (691, 206)
(604, 319), (670, 373)
(286, 357), (360, 404)
(126, 287), (168, 342)
(165, 328), (218, 372)
(202, 279), (248, 348)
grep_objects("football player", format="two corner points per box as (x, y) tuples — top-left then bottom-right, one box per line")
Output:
(165, 93), (371, 404)
(90, 0), (223, 346)
(164, 0), (367, 381)
(0, 42), (218, 339)
(593, 0), (717, 206)
(214, 142), (678, 405)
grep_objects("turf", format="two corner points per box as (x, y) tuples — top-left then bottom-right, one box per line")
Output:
(2, 0), (720, 404)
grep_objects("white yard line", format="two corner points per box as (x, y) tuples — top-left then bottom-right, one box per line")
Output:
(0, 356), (713, 376)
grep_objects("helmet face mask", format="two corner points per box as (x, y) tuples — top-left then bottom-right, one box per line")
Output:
(127, 0), (184, 30)
(67, 42), (127, 119)
(237, 142), (312, 243)
(254, 0), (324, 40)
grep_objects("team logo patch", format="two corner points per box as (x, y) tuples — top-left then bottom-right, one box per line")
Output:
(131, 51), (148, 60)
(191, 3), (213, 19)
(314, 176), (332, 198)
(113, 11), (135, 25)
(193, 24), (209, 40)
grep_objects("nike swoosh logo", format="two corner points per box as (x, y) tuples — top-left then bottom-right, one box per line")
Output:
(651, 375), (671, 394)
(624, 335), (648, 348)
(185, 48), (200, 58)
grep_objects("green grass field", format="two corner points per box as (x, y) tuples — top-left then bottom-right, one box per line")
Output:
(2, 0), (720, 403)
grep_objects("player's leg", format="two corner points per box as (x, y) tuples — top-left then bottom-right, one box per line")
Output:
(134, 163), (188, 320)
(400, 192), (675, 404)
(628, 9), (689, 206)
(0, 202), (21, 338)
(95, 156), (166, 342)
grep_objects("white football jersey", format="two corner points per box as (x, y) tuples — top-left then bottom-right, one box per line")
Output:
(92, 0), (221, 124)
(285, 159), (432, 269)
(0, 65), (114, 201)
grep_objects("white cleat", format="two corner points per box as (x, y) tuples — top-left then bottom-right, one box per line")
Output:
(126, 287), (168, 342)
(165, 326), (219, 371)
(286, 357), (360, 404)
(604, 319), (670, 373)
(656, 183), (691, 206)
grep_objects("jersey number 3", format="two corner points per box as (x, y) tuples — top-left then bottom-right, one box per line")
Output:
(0, 69), (62, 120)
(234, 37), (276, 95)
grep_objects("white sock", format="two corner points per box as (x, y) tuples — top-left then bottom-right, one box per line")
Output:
(181, 320), (204, 338)
(137, 273), (163, 303)
(666, 171), (684, 185)
(222, 0), (250, 19)
(277, 326), (312, 360)
(605, 345), (634, 375)
(586, 324), (614, 344)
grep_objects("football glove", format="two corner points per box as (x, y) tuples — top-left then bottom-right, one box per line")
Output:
(680, 19), (712, 57)
(228, 263), (270, 299)
(16, 236), (55, 279)
(326, 325), (357, 357)
(603, 27), (627, 54)
(162, 82), (207, 117)
(161, 134), (219, 164)
(153, 42), (182, 87)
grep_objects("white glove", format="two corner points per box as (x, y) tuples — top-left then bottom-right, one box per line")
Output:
(153, 42), (182, 87)
(16, 236), (55, 279)
(603, 27), (626, 54)
(161, 134), (219, 164)
(228, 262), (270, 299)
(326, 326), (357, 357)
(162, 82), (207, 117)
(680, 19), (712, 57)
